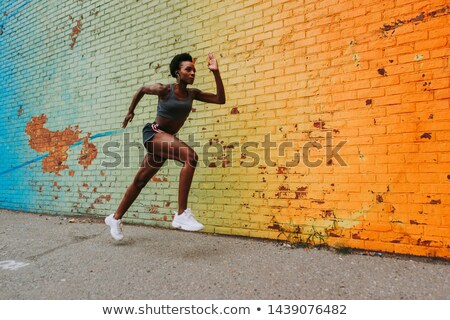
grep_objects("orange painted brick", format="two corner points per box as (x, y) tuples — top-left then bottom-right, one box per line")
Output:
(388, 182), (420, 193)
(402, 92), (433, 103)
(435, 88), (450, 100)
(419, 184), (450, 194)
(417, 58), (447, 70)
(364, 240), (395, 253)
(442, 215), (450, 227)
(430, 47), (450, 58)
(396, 30), (428, 45)
(339, 238), (367, 250)
(372, 95), (403, 107)
(386, 123), (418, 134)
(374, 154), (406, 164)
(424, 226), (450, 238)
(408, 212), (443, 228)
(417, 104), (449, 118)
(419, 141), (450, 153)
(437, 153), (450, 164)
(436, 130), (450, 141)
(388, 164), (420, 175)
(415, 38), (448, 51)
(382, 4), (414, 20)
(328, 1), (353, 15)
(406, 173), (442, 184)
(378, 230), (411, 244)
(351, 229), (381, 241)
(416, 78), (449, 92)
(391, 243), (436, 257)
(358, 125), (387, 137)
(418, 14), (447, 31)
(384, 45), (415, 57)
(410, 235), (444, 248)
(395, 0), (417, 5)
(392, 223), (424, 235)
(400, 72), (431, 83)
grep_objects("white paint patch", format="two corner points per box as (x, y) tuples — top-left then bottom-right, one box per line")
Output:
(352, 53), (360, 67)
(414, 54), (424, 61)
(0, 260), (30, 270)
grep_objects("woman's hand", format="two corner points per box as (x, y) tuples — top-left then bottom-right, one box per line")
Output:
(207, 53), (219, 71)
(122, 111), (134, 128)
(193, 53), (225, 104)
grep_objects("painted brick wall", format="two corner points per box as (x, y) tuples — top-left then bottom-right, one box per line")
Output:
(1, 0), (449, 258)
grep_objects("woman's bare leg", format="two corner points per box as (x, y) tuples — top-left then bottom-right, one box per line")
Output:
(147, 132), (198, 214)
(114, 152), (166, 220)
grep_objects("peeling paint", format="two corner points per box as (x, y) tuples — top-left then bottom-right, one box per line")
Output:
(381, 5), (449, 36)
(69, 17), (83, 48)
(25, 115), (81, 175)
(149, 204), (160, 214)
(268, 222), (281, 230)
(414, 54), (424, 61)
(420, 132), (432, 139)
(321, 210), (335, 218)
(313, 119), (326, 129)
(23, 115), (101, 176)
(276, 167), (287, 174)
(376, 195), (384, 203)
(377, 68), (387, 76)
(78, 136), (98, 169)
(352, 53), (360, 67)
(93, 195), (111, 204)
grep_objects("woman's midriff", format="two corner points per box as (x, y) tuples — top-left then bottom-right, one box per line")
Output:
(154, 115), (187, 135)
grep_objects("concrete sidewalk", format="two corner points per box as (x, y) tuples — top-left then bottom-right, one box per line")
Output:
(0, 209), (448, 300)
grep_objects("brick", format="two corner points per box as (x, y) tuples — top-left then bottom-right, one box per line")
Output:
(415, 38), (448, 51)
(397, 30), (428, 45)
(435, 88), (450, 100)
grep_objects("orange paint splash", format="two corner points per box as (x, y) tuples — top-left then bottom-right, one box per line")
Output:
(25, 114), (98, 175)
(78, 135), (98, 169)
(26, 115), (81, 175)
(94, 195), (111, 204)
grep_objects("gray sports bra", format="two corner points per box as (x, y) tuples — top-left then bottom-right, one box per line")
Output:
(157, 84), (194, 120)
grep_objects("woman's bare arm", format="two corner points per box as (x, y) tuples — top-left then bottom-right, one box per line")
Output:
(193, 53), (226, 105)
(122, 83), (167, 128)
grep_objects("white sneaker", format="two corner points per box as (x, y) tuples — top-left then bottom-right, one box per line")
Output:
(105, 214), (124, 241)
(171, 208), (204, 231)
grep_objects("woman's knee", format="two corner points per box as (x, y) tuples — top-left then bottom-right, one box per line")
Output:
(133, 175), (150, 189)
(186, 150), (198, 168)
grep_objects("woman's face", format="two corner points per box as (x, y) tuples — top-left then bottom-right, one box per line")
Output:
(178, 61), (196, 84)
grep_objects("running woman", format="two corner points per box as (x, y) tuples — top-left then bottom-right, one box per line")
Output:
(105, 53), (225, 240)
